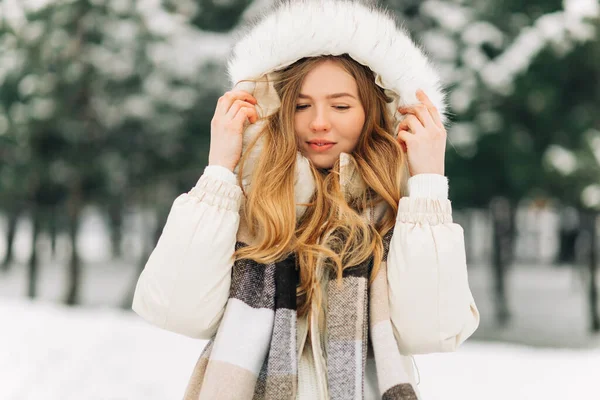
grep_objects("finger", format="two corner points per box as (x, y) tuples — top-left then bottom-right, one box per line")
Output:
(245, 107), (259, 124)
(398, 104), (435, 130)
(236, 106), (259, 125)
(416, 89), (444, 129)
(221, 92), (257, 116)
(215, 91), (257, 116)
(231, 107), (257, 128)
(396, 129), (413, 151)
(226, 100), (258, 121)
(397, 115), (424, 134)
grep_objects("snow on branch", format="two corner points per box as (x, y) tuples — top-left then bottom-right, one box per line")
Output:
(480, 0), (599, 95)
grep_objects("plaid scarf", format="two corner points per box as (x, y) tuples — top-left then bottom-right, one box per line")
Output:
(183, 231), (417, 400)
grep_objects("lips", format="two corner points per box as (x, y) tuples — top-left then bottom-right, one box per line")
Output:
(307, 140), (336, 152)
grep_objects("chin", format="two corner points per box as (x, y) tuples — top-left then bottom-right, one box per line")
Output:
(307, 157), (335, 170)
(299, 148), (338, 170)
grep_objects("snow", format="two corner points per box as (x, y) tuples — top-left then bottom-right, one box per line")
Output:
(447, 122), (477, 154)
(461, 21), (505, 48)
(1, 0), (28, 32)
(544, 145), (578, 176)
(420, 0), (599, 96)
(145, 31), (232, 81)
(421, 29), (460, 61)
(134, 0), (233, 81)
(29, 97), (56, 120)
(0, 299), (201, 400)
(420, 1), (473, 33)
(480, 4), (598, 94)
(0, 0), (233, 134)
(564, 0), (600, 19)
(0, 298), (598, 400)
(581, 184), (600, 209)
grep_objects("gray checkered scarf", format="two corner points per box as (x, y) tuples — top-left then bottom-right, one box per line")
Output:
(183, 231), (417, 400)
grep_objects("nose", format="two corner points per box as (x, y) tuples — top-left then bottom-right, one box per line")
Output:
(309, 109), (331, 132)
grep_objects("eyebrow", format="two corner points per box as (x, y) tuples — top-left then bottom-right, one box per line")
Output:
(298, 93), (357, 100)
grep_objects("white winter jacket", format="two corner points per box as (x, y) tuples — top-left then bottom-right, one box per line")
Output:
(132, 167), (480, 399)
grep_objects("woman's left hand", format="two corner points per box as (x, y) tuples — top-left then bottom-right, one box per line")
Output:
(396, 90), (446, 176)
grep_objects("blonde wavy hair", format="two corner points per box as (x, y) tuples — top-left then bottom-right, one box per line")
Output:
(235, 54), (408, 316)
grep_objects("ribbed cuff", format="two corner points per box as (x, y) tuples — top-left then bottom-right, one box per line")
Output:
(407, 174), (449, 200)
(397, 197), (453, 225)
(204, 165), (237, 185)
(188, 173), (243, 212)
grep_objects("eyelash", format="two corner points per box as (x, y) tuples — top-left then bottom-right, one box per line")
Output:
(295, 105), (350, 111)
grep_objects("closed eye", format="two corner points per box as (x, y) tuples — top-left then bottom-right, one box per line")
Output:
(334, 105), (350, 110)
(296, 104), (310, 111)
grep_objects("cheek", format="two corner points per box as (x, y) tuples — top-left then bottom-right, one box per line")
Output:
(294, 113), (308, 135)
(293, 115), (303, 141)
(344, 113), (365, 147)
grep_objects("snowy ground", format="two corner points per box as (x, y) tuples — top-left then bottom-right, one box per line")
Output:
(1, 297), (599, 400)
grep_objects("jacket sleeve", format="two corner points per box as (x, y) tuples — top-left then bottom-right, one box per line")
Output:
(387, 175), (480, 355)
(132, 169), (242, 340)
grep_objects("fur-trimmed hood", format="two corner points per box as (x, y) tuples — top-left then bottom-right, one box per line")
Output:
(227, 0), (446, 217)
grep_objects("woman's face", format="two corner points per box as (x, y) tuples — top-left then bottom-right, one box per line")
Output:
(294, 60), (366, 169)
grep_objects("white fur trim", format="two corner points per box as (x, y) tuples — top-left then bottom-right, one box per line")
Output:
(228, 0), (447, 117)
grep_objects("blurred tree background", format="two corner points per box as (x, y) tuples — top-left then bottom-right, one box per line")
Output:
(0, 0), (599, 345)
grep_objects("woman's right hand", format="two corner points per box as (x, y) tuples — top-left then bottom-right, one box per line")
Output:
(208, 90), (259, 172)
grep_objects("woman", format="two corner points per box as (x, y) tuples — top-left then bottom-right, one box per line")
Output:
(132, 1), (480, 399)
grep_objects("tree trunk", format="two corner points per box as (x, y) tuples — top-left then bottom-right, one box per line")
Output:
(589, 18), (600, 333)
(585, 211), (600, 332)
(49, 208), (59, 259)
(65, 187), (82, 306)
(557, 207), (580, 265)
(490, 197), (513, 327)
(108, 200), (124, 259)
(27, 208), (41, 298)
(2, 208), (20, 270)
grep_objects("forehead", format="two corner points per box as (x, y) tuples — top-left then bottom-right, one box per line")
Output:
(300, 61), (358, 95)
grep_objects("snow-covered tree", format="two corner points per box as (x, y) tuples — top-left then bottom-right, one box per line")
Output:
(0, 0), (247, 303)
